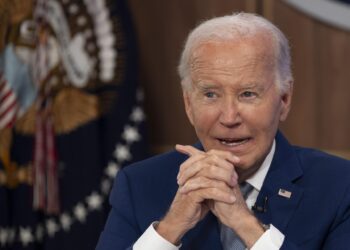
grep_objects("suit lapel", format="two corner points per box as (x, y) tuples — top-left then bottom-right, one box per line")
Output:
(254, 132), (304, 232)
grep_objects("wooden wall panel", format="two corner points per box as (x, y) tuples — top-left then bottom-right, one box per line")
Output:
(316, 25), (350, 149)
(269, 2), (320, 147)
(267, 1), (350, 155)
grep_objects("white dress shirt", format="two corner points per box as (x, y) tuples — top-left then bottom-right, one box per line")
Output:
(134, 141), (285, 250)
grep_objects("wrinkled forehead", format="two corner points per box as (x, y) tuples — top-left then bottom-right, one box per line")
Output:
(189, 34), (277, 72)
(189, 28), (277, 55)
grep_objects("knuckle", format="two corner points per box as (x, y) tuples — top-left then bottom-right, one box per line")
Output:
(211, 154), (220, 161)
(208, 164), (217, 173)
(196, 176), (204, 183)
(207, 149), (215, 155)
(205, 156), (217, 166)
(217, 181), (226, 189)
(201, 177), (210, 186)
(211, 181), (221, 189)
(210, 149), (220, 155)
(210, 188), (220, 197)
(194, 153), (204, 161)
(192, 161), (202, 173)
(179, 163), (187, 172)
(184, 182), (194, 191)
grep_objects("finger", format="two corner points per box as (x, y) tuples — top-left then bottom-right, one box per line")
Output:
(206, 155), (239, 183)
(206, 149), (240, 165)
(206, 151), (239, 183)
(178, 154), (238, 186)
(205, 154), (236, 171)
(179, 162), (237, 187)
(176, 145), (240, 173)
(178, 158), (206, 186)
(189, 187), (236, 204)
(179, 176), (230, 193)
(180, 176), (212, 193)
(176, 144), (204, 157)
(177, 153), (206, 183)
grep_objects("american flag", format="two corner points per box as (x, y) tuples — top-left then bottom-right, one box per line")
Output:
(0, 72), (18, 129)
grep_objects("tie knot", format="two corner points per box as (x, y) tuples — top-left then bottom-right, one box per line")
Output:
(240, 182), (253, 199)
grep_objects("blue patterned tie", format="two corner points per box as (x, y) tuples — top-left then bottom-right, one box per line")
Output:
(220, 182), (254, 250)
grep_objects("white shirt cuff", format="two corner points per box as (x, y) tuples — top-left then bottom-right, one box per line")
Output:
(250, 224), (285, 250)
(133, 222), (180, 250)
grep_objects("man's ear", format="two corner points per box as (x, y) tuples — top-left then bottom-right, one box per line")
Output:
(280, 81), (293, 122)
(183, 90), (194, 126)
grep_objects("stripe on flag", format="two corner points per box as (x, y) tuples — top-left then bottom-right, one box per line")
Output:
(0, 73), (18, 129)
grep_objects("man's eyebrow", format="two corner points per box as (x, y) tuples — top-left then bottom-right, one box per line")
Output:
(239, 82), (260, 88)
(196, 82), (219, 90)
(238, 82), (266, 91)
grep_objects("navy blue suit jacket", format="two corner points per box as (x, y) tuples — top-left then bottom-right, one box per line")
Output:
(96, 133), (350, 249)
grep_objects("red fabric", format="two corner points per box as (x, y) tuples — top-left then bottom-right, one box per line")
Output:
(33, 99), (60, 214)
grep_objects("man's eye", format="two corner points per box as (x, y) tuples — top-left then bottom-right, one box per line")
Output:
(241, 91), (256, 98)
(204, 92), (216, 98)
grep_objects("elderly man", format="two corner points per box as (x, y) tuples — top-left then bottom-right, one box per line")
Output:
(96, 13), (350, 250)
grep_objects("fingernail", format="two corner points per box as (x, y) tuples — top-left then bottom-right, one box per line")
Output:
(175, 144), (184, 149)
(232, 170), (238, 180)
(231, 176), (237, 186)
(230, 195), (236, 203)
(233, 156), (240, 162)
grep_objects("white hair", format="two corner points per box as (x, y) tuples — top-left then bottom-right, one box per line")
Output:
(178, 12), (293, 93)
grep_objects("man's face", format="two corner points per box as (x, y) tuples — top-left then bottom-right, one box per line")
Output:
(183, 36), (292, 176)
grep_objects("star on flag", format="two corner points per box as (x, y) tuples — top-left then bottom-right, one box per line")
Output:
(105, 161), (119, 178)
(122, 125), (141, 143)
(60, 213), (73, 232)
(130, 107), (145, 123)
(46, 219), (59, 237)
(86, 192), (103, 211)
(74, 203), (87, 223)
(0, 228), (8, 246)
(19, 227), (34, 247)
(114, 144), (131, 162)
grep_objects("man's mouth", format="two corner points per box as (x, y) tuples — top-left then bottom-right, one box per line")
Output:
(217, 137), (251, 146)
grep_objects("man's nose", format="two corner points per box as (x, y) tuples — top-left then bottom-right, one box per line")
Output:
(219, 98), (241, 127)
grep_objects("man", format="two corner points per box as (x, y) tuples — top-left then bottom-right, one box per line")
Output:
(96, 13), (350, 249)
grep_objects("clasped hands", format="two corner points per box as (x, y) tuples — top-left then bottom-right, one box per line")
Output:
(157, 145), (264, 248)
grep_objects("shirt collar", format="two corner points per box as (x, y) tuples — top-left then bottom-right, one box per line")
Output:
(246, 140), (275, 192)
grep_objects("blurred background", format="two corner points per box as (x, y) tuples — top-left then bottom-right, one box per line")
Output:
(0, 0), (349, 249)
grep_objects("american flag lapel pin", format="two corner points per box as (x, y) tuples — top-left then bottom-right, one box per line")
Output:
(278, 189), (292, 199)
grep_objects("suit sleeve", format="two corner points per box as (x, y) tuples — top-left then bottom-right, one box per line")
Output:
(96, 169), (140, 250)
